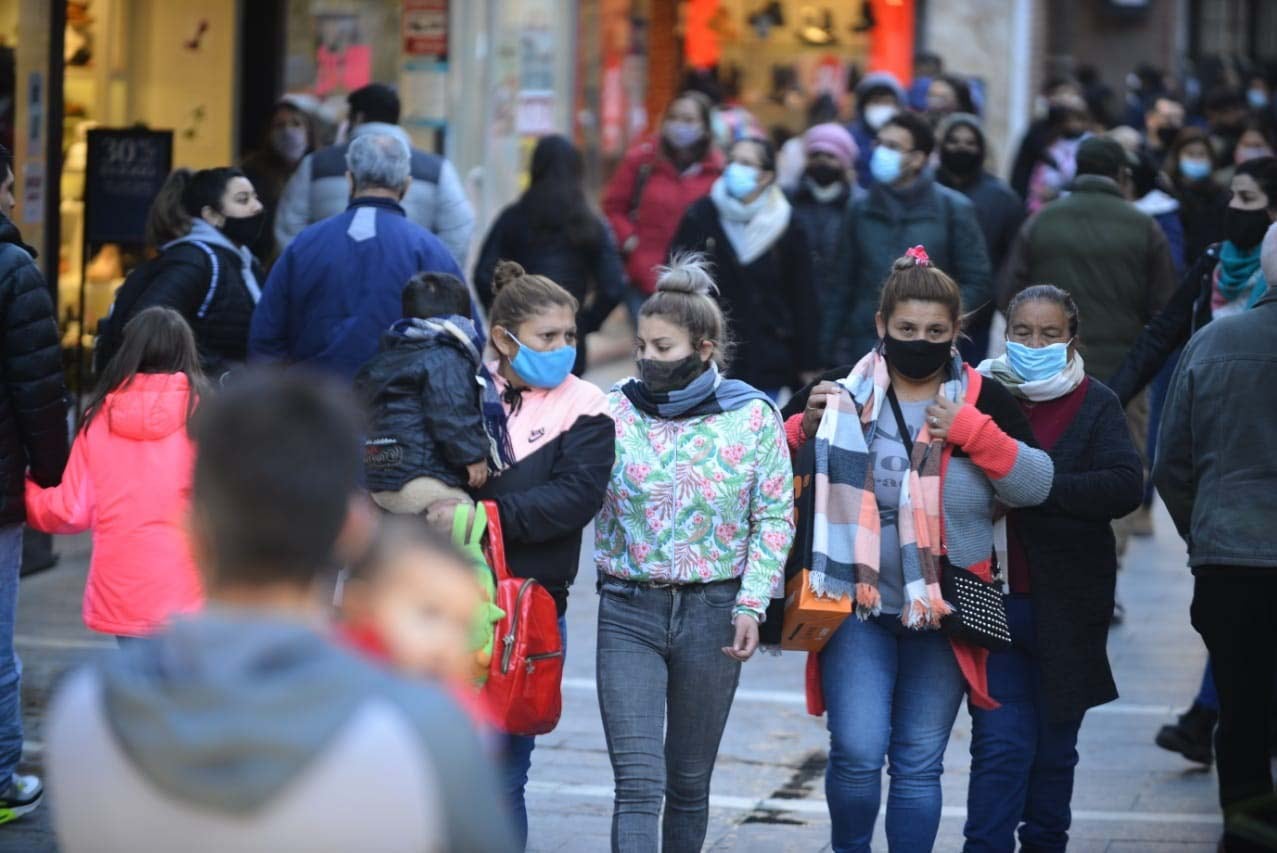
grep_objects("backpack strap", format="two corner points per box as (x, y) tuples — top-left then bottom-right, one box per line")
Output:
(189, 241), (221, 320)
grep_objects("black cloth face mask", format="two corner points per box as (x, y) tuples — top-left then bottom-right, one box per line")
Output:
(1224, 206), (1271, 251)
(940, 148), (982, 177)
(882, 335), (952, 381)
(219, 211), (265, 247)
(806, 163), (845, 187)
(637, 353), (708, 394)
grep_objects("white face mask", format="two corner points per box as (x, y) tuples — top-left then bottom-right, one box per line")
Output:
(864, 103), (898, 131)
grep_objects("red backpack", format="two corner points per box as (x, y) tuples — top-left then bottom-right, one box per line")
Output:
(480, 501), (564, 736)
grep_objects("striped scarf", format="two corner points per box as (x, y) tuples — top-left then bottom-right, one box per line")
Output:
(810, 348), (967, 628)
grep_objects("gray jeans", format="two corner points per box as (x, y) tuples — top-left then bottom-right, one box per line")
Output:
(595, 576), (743, 853)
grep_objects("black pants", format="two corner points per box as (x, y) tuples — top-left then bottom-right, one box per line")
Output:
(1190, 571), (1277, 845)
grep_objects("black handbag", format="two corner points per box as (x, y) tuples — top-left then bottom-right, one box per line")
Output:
(938, 558), (1012, 652)
(886, 388), (1011, 652)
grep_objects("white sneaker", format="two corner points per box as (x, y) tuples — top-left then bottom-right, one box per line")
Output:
(0, 773), (43, 823)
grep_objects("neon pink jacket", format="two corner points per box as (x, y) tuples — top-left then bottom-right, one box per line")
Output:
(26, 373), (202, 637)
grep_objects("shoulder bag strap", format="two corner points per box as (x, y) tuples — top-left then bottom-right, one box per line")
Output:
(189, 241), (222, 320)
(480, 500), (511, 582)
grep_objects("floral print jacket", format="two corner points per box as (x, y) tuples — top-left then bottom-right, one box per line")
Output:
(595, 392), (795, 620)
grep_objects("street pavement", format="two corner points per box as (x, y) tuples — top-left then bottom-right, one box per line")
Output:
(0, 358), (1241, 852)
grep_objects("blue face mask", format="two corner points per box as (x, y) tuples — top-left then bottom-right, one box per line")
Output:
(507, 331), (576, 389)
(1247, 89), (1270, 110)
(1005, 340), (1071, 382)
(869, 145), (904, 185)
(723, 162), (760, 200)
(1179, 156), (1212, 182)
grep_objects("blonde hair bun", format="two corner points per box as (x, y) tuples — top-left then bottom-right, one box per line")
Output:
(654, 252), (719, 297)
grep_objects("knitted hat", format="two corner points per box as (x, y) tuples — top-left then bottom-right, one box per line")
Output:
(804, 123), (858, 169)
(1075, 136), (1127, 178)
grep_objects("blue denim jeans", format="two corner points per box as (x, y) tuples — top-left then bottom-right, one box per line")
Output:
(964, 596), (1083, 853)
(595, 577), (743, 853)
(500, 614), (567, 850)
(0, 526), (23, 783)
(820, 612), (965, 853)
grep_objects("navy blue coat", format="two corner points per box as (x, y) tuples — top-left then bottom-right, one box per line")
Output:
(250, 197), (465, 380)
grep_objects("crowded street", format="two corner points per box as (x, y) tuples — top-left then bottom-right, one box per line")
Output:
(0, 360), (1228, 853)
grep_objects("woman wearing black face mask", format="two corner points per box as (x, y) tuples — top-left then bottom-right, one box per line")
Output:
(780, 249), (1052, 853)
(1110, 156), (1277, 406)
(936, 114), (1026, 360)
(114, 167), (266, 380)
(595, 253), (794, 852)
(788, 123), (865, 322)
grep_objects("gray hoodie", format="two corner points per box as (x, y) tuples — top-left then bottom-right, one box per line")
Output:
(47, 610), (516, 853)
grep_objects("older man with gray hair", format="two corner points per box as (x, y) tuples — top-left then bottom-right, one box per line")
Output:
(250, 132), (467, 379)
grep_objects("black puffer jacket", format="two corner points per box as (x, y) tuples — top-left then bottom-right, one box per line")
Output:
(0, 216), (69, 525)
(787, 180), (856, 315)
(353, 319), (490, 493)
(473, 201), (627, 376)
(130, 237), (262, 378)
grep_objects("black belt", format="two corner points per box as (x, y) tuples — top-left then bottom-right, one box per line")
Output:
(599, 575), (740, 592)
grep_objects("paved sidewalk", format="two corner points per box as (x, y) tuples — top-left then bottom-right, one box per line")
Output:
(0, 358), (1239, 852)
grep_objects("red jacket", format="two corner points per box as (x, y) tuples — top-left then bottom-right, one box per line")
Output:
(601, 137), (723, 295)
(26, 373), (201, 637)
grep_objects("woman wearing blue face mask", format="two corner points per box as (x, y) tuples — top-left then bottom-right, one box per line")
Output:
(969, 285), (1143, 852)
(668, 137), (819, 397)
(476, 259), (616, 849)
(1165, 128), (1229, 266)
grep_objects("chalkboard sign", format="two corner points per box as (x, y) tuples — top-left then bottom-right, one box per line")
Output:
(83, 128), (173, 245)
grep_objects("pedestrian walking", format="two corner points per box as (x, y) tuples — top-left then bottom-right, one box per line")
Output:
(1108, 156), (1277, 406)
(1164, 127), (1229, 267)
(1024, 93), (1092, 214)
(1001, 137), (1177, 573)
(239, 98), (315, 265)
(0, 145), (69, 823)
(107, 167), (265, 381)
(668, 136), (819, 396)
(602, 91), (724, 315)
(846, 72), (906, 190)
(475, 135), (626, 376)
(1154, 222), (1277, 853)
(26, 308), (205, 641)
(594, 254), (794, 852)
(935, 113), (1026, 359)
(473, 261), (615, 849)
(274, 83), (474, 267)
(786, 250), (1053, 853)
(966, 286), (1143, 852)
(821, 110), (993, 364)
(787, 123), (863, 318)
(249, 132), (465, 380)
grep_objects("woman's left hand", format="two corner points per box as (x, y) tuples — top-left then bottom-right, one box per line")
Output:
(925, 396), (964, 443)
(722, 613), (760, 662)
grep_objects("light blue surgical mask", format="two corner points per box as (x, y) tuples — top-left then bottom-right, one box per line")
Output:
(1179, 156), (1212, 182)
(869, 145), (904, 185)
(507, 331), (576, 389)
(1005, 340), (1071, 382)
(1247, 88), (1270, 111)
(723, 161), (760, 200)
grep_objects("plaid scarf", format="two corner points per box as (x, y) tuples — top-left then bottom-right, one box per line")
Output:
(618, 363), (777, 420)
(810, 349), (967, 628)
